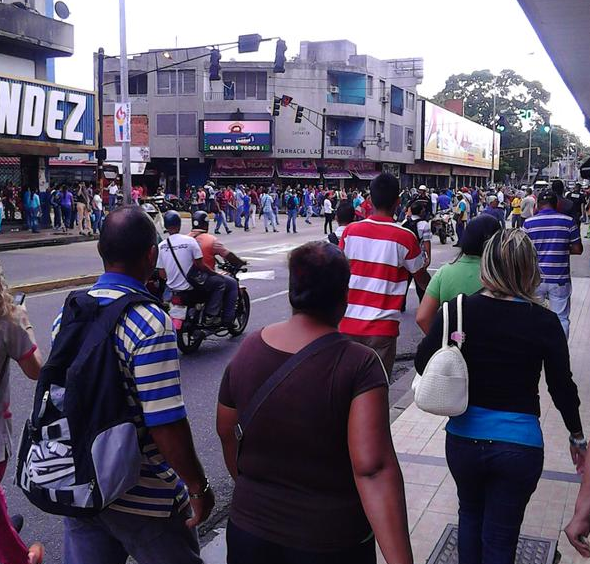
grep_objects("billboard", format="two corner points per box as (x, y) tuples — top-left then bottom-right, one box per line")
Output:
(0, 74), (97, 151)
(201, 120), (271, 152)
(423, 101), (499, 169)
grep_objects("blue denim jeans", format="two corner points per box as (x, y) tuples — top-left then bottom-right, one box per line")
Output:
(537, 281), (571, 339)
(215, 211), (231, 234)
(235, 205), (244, 227)
(446, 433), (543, 564)
(63, 506), (203, 564)
(287, 209), (298, 232)
(109, 194), (117, 211)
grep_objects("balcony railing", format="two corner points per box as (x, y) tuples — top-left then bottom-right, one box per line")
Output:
(327, 93), (366, 106)
(204, 91), (270, 102)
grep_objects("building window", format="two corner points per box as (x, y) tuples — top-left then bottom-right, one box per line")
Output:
(390, 86), (404, 115)
(114, 74), (148, 96)
(390, 124), (403, 152)
(367, 75), (374, 97)
(405, 128), (414, 150)
(379, 121), (385, 134)
(178, 113), (197, 136)
(368, 119), (377, 137)
(156, 113), (197, 136)
(221, 71), (267, 100)
(405, 91), (415, 110)
(156, 113), (176, 135)
(379, 79), (386, 97)
(156, 70), (196, 95)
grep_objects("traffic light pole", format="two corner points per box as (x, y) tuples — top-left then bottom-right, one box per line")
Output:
(97, 47), (105, 190)
(119, 0), (132, 205)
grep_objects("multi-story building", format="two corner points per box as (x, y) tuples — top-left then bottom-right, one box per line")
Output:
(0, 0), (96, 215)
(98, 39), (423, 192)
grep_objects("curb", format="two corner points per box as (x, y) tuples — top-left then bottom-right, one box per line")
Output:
(10, 274), (100, 295)
(0, 234), (95, 252)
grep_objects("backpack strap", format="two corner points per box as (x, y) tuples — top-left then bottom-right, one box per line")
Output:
(456, 294), (464, 351)
(235, 332), (345, 449)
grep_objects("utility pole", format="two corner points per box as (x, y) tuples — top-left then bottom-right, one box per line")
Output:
(320, 108), (326, 183)
(175, 69), (181, 198)
(97, 47), (105, 190)
(118, 0), (132, 205)
(490, 86), (497, 186)
(527, 127), (533, 185)
(548, 126), (552, 182)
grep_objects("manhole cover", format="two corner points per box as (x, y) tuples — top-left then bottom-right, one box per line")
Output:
(426, 524), (557, 564)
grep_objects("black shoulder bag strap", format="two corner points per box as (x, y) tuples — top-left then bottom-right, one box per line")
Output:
(235, 332), (345, 455)
(166, 237), (190, 286)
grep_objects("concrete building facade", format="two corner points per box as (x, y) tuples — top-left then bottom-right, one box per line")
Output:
(98, 39), (424, 192)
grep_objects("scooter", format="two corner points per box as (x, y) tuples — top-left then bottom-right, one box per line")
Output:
(168, 260), (250, 355)
(431, 210), (455, 244)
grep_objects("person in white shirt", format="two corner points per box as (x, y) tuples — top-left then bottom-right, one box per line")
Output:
(430, 191), (439, 216)
(108, 181), (119, 211)
(323, 195), (334, 234)
(91, 188), (104, 234)
(157, 211), (225, 325)
(329, 202), (355, 244)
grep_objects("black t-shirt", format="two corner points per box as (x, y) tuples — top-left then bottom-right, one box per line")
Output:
(556, 195), (576, 220)
(567, 191), (586, 219)
(218, 330), (388, 551)
(415, 294), (582, 433)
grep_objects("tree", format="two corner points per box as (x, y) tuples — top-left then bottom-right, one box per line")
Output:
(433, 69), (588, 180)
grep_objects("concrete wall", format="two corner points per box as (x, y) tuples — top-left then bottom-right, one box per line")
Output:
(0, 52), (35, 78)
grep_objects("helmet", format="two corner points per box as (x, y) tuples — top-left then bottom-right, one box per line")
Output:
(163, 210), (182, 230)
(418, 184), (428, 192)
(192, 210), (209, 231)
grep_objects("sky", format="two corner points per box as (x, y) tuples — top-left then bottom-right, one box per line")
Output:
(54, 0), (590, 144)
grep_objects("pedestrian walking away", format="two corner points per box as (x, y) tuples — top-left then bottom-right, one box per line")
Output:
(323, 196), (334, 234)
(339, 173), (429, 378)
(416, 229), (585, 564)
(523, 188), (583, 338)
(0, 267), (44, 564)
(286, 189), (299, 233)
(260, 188), (278, 233)
(53, 207), (214, 564)
(217, 241), (413, 564)
(416, 214), (501, 333)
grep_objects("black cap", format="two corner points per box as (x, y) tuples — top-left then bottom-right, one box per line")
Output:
(537, 188), (557, 205)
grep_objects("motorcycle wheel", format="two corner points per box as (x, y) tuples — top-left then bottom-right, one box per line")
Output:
(229, 289), (251, 336)
(439, 232), (447, 245)
(177, 326), (204, 355)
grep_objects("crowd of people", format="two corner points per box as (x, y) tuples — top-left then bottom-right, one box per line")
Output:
(1, 170), (590, 564)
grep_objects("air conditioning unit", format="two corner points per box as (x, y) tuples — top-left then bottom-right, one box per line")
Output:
(376, 132), (384, 140)
(328, 130), (338, 138)
(329, 86), (340, 94)
(380, 94), (389, 104)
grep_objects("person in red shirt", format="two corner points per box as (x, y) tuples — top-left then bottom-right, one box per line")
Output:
(339, 173), (430, 377)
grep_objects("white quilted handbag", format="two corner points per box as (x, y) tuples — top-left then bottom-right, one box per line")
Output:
(412, 294), (469, 416)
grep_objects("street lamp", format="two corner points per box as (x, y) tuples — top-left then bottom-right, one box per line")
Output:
(543, 124), (552, 182)
(163, 51), (181, 198)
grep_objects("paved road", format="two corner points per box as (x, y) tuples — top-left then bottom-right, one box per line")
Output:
(3, 217), (588, 562)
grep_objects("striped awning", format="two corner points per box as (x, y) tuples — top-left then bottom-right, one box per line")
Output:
(0, 157), (20, 166)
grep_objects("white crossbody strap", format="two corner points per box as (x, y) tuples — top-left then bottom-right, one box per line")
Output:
(441, 301), (450, 348)
(456, 294), (464, 350)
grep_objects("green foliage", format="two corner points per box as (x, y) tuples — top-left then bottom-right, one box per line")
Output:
(433, 69), (589, 178)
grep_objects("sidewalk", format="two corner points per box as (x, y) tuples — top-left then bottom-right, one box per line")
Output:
(0, 227), (93, 251)
(201, 276), (590, 564)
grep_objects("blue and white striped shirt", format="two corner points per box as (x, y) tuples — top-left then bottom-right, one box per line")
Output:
(52, 273), (189, 518)
(523, 209), (581, 284)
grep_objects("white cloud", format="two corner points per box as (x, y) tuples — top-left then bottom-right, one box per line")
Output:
(54, 0), (590, 143)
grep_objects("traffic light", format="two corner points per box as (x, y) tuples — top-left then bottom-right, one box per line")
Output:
(295, 105), (304, 123)
(272, 97), (281, 117)
(209, 48), (221, 81)
(238, 34), (262, 54)
(496, 116), (507, 132)
(274, 39), (287, 74)
(281, 95), (293, 107)
(543, 123), (551, 133)
(95, 148), (107, 161)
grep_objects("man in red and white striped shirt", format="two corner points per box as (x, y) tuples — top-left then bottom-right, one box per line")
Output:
(339, 173), (430, 378)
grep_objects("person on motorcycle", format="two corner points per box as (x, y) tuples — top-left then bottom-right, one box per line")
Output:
(157, 211), (226, 326)
(189, 211), (244, 328)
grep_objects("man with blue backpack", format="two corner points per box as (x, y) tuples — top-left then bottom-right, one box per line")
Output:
(285, 189), (299, 234)
(17, 207), (213, 564)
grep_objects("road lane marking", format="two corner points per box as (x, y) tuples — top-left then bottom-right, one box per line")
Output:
(27, 286), (92, 299)
(238, 270), (276, 281)
(251, 290), (288, 304)
(240, 256), (269, 261)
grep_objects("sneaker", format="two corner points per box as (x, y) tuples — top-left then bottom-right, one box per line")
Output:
(28, 543), (44, 564)
(226, 230), (232, 234)
(203, 315), (221, 327)
(11, 514), (24, 533)
(214, 230), (220, 235)
(273, 229), (278, 233)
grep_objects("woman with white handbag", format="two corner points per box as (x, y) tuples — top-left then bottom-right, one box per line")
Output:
(415, 229), (585, 564)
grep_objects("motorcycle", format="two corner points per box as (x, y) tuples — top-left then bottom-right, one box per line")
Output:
(431, 210), (455, 244)
(168, 260), (251, 355)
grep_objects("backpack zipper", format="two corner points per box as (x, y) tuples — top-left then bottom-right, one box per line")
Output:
(37, 391), (50, 420)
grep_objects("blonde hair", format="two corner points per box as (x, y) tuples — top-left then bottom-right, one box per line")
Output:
(480, 229), (541, 303)
(0, 266), (16, 320)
